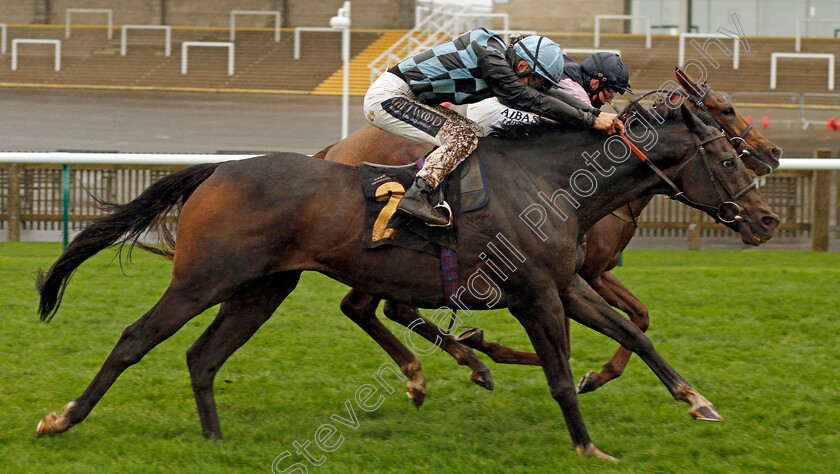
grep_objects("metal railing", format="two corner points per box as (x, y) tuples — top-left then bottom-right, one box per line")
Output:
(368, 3), (508, 84)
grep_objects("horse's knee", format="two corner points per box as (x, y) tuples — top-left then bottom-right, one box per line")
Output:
(549, 381), (578, 407)
(629, 303), (650, 332)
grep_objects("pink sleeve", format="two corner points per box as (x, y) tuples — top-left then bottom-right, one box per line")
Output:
(557, 78), (592, 107)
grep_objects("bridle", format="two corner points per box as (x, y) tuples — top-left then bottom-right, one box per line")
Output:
(623, 88), (754, 159)
(618, 125), (756, 225)
(680, 84), (753, 158)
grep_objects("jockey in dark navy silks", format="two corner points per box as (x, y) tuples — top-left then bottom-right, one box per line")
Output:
(561, 52), (633, 109)
(364, 28), (624, 227)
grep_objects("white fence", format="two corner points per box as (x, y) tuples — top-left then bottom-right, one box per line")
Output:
(0, 153), (835, 168)
(594, 15), (651, 49)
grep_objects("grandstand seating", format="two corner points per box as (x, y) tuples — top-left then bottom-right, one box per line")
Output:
(0, 25), (838, 97)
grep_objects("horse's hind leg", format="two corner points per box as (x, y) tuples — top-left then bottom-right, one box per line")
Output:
(454, 327), (541, 366)
(382, 301), (494, 390)
(577, 271), (650, 394)
(340, 289), (427, 408)
(187, 272), (301, 439)
(36, 279), (224, 435)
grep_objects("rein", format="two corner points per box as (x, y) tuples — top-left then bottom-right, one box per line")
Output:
(617, 127), (756, 225)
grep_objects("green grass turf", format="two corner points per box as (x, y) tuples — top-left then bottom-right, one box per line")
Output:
(1, 242), (838, 472)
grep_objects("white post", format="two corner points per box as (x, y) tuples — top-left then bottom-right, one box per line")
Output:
(294, 27), (342, 60)
(594, 16), (601, 48)
(795, 18), (802, 52)
(66, 9), (114, 39)
(795, 18), (840, 52)
(11, 39), (62, 71)
(121, 25), (172, 57)
(0, 24), (6, 54)
(330, 2), (352, 139)
(594, 15), (651, 49)
(230, 10), (282, 42)
(678, 33), (740, 70)
(181, 42), (235, 75)
(341, 27), (350, 139)
(770, 53), (835, 91)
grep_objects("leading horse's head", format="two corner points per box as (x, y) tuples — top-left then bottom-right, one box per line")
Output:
(673, 68), (782, 175)
(648, 104), (779, 245)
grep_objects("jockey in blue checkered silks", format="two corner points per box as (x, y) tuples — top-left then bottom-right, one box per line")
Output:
(364, 29), (625, 226)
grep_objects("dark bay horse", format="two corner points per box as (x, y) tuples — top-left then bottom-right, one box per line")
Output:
(311, 70), (783, 397)
(35, 105), (778, 460)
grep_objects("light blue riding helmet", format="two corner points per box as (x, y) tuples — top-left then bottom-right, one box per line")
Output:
(513, 36), (564, 87)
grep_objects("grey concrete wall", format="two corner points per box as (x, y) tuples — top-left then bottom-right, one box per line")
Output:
(0, 0), (415, 28)
(495, 0), (627, 33)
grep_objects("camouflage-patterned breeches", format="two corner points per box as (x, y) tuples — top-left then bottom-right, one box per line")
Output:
(364, 72), (482, 189)
(417, 106), (482, 188)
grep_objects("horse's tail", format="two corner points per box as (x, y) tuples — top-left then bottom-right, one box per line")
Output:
(36, 163), (220, 322)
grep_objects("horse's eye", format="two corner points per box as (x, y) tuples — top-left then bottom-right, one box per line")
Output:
(723, 107), (735, 115)
(722, 159), (735, 168)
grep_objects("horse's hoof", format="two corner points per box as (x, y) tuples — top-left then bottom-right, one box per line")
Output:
(36, 412), (59, 435)
(406, 387), (426, 409)
(576, 371), (600, 394)
(454, 327), (483, 347)
(576, 443), (619, 462)
(690, 404), (723, 422)
(470, 368), (495, 391)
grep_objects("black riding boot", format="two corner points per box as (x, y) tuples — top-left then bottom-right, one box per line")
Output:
(397, 176), (450, 227)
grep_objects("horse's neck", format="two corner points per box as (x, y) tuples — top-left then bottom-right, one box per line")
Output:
(518, 123), (688, 231)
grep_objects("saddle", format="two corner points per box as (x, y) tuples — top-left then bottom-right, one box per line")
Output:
(358, 154), (489, 255)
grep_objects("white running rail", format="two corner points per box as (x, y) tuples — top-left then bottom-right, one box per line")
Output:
(0, 154), (834, 170)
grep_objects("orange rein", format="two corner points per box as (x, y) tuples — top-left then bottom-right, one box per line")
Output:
(617, 128), (649, 162)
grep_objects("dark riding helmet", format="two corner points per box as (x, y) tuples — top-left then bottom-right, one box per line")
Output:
(581, 52), (632, 94)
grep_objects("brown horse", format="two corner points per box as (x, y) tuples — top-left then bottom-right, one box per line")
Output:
(310, 70), (782, 397)
(35, 104), (778, 461)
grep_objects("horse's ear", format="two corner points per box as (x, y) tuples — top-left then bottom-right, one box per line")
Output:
(674, 67), (703, 97)
(679, 103), (704, 134)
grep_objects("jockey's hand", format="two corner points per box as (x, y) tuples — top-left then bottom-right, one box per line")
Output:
(593, 112), (625, 134)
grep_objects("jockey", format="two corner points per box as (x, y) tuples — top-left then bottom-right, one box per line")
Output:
(564, 52), (633, 109)
(467, 51), (633, 135)
(364, 28), (624, 227)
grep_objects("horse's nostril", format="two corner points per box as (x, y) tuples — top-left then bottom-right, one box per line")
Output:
(771, 147), (782, 159)
(762, 215), (780, 229)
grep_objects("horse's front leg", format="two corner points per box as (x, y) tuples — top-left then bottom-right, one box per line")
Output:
(509, 290), (617, 461)
(562, 275), (721, 422)
(577, 271), (650, 394)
